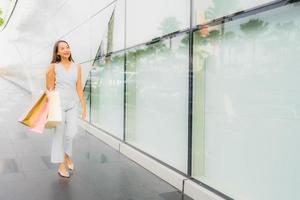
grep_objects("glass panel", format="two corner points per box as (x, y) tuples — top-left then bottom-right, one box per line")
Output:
(94, 7), (117, 59)
(126, 0), (190, 48)
(65, 3), (115, 63)
(82, 61), (94, 122)
(125, 33), (189, 172)
(191, 29), (206, 179)
(193, 0), (273, 25)
(111, 0), (125, 52)
(83, 72), (91, 122)
(192, 2), (300, 199)
(90, 52), (124, 139)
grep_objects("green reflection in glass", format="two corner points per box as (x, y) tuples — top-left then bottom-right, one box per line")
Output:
(159, 16), (181, 35)
(192, 30), (207, 178)
(193, 0), (272, 25)
(125, 33), (189, 172)
(0, 8), (4, 26)
(125, 40), (169, 143)
(83, 74), (91, 122)
(90, 52), (124, 138)
(192, 2), (300, 199)
(206, 0), (239, 20)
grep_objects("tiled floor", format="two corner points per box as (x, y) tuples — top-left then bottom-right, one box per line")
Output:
(0, 77), (193, 200)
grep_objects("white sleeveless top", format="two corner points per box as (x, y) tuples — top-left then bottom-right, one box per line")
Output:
(54, 62), (78, 110)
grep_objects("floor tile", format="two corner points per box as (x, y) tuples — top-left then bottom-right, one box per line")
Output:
(0, 159), (19, 174)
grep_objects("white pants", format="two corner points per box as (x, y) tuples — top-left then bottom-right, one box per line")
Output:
(51, 106), (78, 163)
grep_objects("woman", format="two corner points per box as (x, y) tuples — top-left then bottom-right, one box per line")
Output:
(46, 40), (86, 178)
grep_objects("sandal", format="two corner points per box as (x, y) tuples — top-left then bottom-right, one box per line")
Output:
(58, 168), (70, 178)
(67, 162), (74, 171)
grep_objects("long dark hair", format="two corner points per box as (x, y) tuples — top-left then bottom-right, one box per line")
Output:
(51, 40), (74, 63)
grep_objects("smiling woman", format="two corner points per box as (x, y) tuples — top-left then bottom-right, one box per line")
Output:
(46, 40), (87, 178)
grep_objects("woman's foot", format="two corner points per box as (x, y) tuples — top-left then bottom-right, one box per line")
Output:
(58, 163), (70, 178)
(64, 153), (74, 170)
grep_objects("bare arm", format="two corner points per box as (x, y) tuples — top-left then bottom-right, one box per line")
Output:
(45, 64), (55, 91)
(76, 64), (87, 119)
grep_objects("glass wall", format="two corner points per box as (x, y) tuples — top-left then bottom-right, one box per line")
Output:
(192, 2), (300, 199)
(64, 2), (115, 63)
(90, 52), (125, 139)
(83, 72), (91, 123)
(111, 0), (125, 52)
(126, 0), (190, 47)
(125, 33), (189, 172)
(82, 0), (300, 199)
(193, 0), (273, 25)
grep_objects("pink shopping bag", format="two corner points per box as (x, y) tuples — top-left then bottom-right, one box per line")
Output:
(29, 98), (50, 133)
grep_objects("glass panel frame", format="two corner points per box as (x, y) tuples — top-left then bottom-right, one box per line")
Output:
(90, 51), (125, 139)
(192, 0), (275, 25)
(125, 32), (190, 172)
(192, 2), (300, 199)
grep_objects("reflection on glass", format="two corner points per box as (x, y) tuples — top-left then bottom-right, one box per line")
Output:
(83, 73), (91, 122)
(0, 0), (17, 27)
(0, 8), (4, 26)
(193, 0), (272, 25)
(94, 11), (115, 59)
(126, 0), (189, 47)
(192, 29), (207, 180)
(90, 52), (124, 139)
(125, 33), (189, 172)
(111, 0), (125, 51)
(88, 3), (116, 61)
(193, 3), (300, 199)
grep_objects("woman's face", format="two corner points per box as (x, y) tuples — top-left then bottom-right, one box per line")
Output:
(57, 42), (71, 59)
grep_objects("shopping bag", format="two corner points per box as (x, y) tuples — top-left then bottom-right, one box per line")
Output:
(45, 90), (62, 128)
(29, 98), (50, 133)
(19, 91), (48, 127)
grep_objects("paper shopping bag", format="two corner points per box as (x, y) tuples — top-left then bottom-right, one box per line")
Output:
(45, 90), (62, 128)
(29, 98), (50, 133)
(19, 91), (48, 127)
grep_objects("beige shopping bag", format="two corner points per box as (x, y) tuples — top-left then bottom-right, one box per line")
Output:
(19, 92), (48, 128)
(45, 91), (62, 128)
